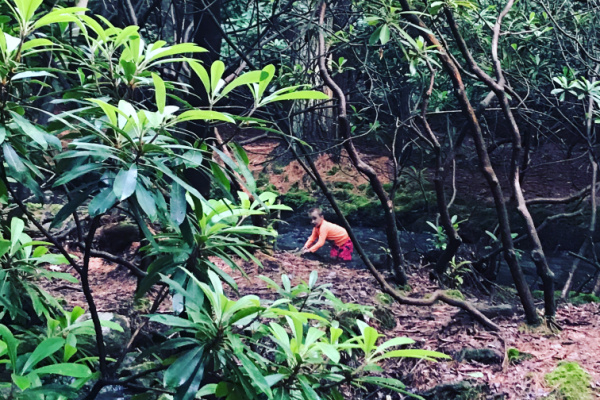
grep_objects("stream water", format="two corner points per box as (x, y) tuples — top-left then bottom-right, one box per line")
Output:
(276, 223), (597, 292)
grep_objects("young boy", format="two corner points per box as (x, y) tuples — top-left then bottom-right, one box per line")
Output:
(301, 207), (354, 261)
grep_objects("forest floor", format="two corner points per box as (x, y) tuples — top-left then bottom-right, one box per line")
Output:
(43, 248), (600, 399)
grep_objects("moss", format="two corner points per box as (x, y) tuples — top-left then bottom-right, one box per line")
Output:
(255, 174), (270, 188)
(533, 290), (600, 305)
(357, 183), (369, 192)
(375, 292), (393, 305)
(326, 166), (340, 176)
(507, 347), (533, 365)
(569, 293), (600, 305)
(281, 185), (316, 212)
(373, 305), (396, 331)
(444, 289), (465, 300)
(333, 181), (354, 190)
(545, 361), (592, 400)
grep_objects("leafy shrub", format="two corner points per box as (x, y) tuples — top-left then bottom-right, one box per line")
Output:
(150, 270), (449, 399)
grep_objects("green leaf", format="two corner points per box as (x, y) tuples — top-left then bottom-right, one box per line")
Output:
(33, 363), (92, 378)
(51, 186), (96, 229)
(11, 374), (31, 391)
(210, 60), (225, 96)
(9, 217), (25, 255)
(210, 162), (230, 191)
(236, 352), (273, 398)
(135, 184), (157, 221)
(375, 337), (415, 354)
(380, 24), (391, 45)
(308, 270), (318, 289)
(362, 326), (380, 355)
(266, 91), (329, 103)
(170, 182), (187, 226)
(177, 110), (235, 123)
(221, 70), (263, 98)
(298, 375), (321, 400)
(0, 324), (19, 368)
(54, 163), (104, 186)
(257, 64), (276, 99)
(113, 165), (138, 201)
(22, 337), (65, 374)
(89, 187), (118, 216)
(33, 7), (85, 28)
(369, 26), (382, 45)
(0, 240), (10, 258)
(3, 143), (27, 176)
(164, 346), (204, 388)
(188, 61), (210, 96)
(317, 343), (340, 363)
(375, 349), (450, 361)
(64, 334), (77, 362)
(152, 73), (166, 113)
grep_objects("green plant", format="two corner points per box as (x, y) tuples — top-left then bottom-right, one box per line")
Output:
(0, 217), (76, 323)
(0, 324), (94, 398)
(427, 215), (464, 251)
(445, 257), (472, 288)
(151, 270), (450, 400)
(545, 361), (592, 400)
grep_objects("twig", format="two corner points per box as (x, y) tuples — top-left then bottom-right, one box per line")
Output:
(74, 242), (147, 278)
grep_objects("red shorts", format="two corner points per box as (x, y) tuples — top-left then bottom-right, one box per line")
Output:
(330, 238), (353, 261)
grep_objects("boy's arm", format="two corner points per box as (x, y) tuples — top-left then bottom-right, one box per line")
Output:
(307, 225), (328, 252)
(303, 228), (318, 249)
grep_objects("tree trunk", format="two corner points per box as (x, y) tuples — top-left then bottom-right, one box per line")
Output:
(317, 1), (408, 285)
(395, 0), (539, 324)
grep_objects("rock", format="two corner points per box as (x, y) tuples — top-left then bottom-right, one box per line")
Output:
(373, 305), (396, 331)
(421, 380), (504, 400)
(456, 347), (504, 365)
(79, 312), (131, 358)
(96, 223), (140, 253)
(475, 304), (518, 318)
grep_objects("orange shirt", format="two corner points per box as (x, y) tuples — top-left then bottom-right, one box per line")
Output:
(304, 220), (350, 253)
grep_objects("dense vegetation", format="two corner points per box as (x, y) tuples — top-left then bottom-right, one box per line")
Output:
(1, 0), (600, 398)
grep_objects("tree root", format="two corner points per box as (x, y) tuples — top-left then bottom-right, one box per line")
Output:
(545, 316), (562, 333)
(368, 264), (501, 331)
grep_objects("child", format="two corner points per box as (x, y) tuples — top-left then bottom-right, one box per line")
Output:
(302, 207), (354, 261)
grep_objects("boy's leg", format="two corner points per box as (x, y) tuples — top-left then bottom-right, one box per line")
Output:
(330, 245), (341, 260)
(339, 239), (353, 261)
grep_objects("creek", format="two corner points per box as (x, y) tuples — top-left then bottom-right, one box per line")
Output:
(276, 222), (597, 292)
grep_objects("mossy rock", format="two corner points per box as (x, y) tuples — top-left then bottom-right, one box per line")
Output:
(507, 348), (533, 365)
(456, 348), (503, 365)
(373, 305), (396, 331)
(545, 361), (593, 400)
(421, 381), (496, 400)
(96, 223), (140, 253)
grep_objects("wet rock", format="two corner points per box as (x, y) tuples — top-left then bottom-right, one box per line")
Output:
(79, 312), (131, 358)
(456, 347), (504, 365)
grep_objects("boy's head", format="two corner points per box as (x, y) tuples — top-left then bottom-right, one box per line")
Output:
(308, 207), (324, 228)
